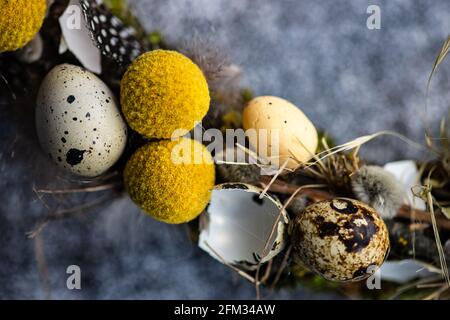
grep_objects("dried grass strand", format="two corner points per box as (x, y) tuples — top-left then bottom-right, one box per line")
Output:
(203, 241), (257, 284)
(34, 183), (119, 194)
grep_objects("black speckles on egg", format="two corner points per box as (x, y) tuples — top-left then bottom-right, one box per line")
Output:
(330, 198), (359, 214)
(315, 216), (340, 238)
(252, 194), (264, 205)
(61, 137), (67, 143)
(66, 149), (86, 166)
(221, 183), (249, 190)
(67, 95), (76, 104)
(72, 117), (78, 121)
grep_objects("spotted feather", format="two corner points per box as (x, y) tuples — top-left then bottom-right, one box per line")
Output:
(79, 0), (143, 64)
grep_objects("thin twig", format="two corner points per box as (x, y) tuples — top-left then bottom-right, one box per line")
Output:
(259, 177), (331, 201)
(34, 183), (119, 194)
(203, 241), (257, 284)
(255, 264), (261, 300)
(259, 159), (289, 199)
(417, 282), (447, 289)
(260, 259), (273, 284)
(389, 276), (442, 300)
(34, 235), (51, 300)
(426, 188), (450, 285)
(423, 284), (450, 300)
(270, 245), (292, 290)
(263, 178), (450, 231)
(261, 184), (326, 260)
(397, 205), (450, 230)
(253, 184), (325, 298)
(27, 195), (112, 239)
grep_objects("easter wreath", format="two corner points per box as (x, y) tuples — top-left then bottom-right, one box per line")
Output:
(1, 0), (450, 299)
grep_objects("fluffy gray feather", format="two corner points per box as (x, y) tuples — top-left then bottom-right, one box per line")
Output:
(351, 165), (405, 219)
(287, 196), (308, 215)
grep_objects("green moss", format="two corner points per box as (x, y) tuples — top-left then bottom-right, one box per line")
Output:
(241, 88), (254, 104)
(316, 130), (337, 153)
(103, 0), (146, 41)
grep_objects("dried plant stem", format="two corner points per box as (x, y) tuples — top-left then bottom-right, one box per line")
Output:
(203, 241), (257, 284)
(259, 159), (289, 199)
(27, 196), (112, 239)
(397, 205), (450, 230)
(270, 245), (292, 290)
(311, 131), (428, 166)
(389, 276), (442, 300)
(426, 189), (450, 285)
(423, 284), (450, 300)
(261, 184), (326, 260)
(417, 282), (447, 289)
(263, 178), (450, 231)
(255, 264), (261, 300)
(252, 259), (274, 300)
(260, 176), (333, 201)
(260, 259), (273, 284)
(34, 235), (51, 299)
(34, 183), (120, 194)
(252, 184), (325, 298)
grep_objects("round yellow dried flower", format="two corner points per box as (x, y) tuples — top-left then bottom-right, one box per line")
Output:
(124, 138), (215, 224)
(0, 0), (47, 52)
(120, 50), (210, 138)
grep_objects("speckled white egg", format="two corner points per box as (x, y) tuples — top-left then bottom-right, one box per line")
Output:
(243, 96), (318, 170)
(35, 64), (127, 177)
(292, 198), (390, 282)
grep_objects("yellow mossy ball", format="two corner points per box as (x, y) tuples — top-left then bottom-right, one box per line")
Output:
(0, 0), (47, 52)
(124, 138), (215, 224)
(120, 50), (210, 138)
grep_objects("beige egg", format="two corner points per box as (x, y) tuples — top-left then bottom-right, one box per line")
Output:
(242, 96), (318, 170)
(291, 198), (390, 282)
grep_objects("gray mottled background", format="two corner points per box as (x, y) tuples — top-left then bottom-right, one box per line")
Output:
(1, 0), (450, 299)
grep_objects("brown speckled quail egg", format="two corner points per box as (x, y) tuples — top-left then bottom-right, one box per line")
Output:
(35, 64), (127, 177)
(291, 198), (390, 282)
